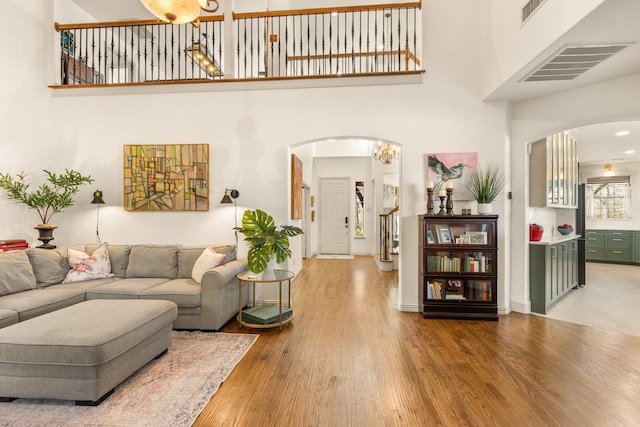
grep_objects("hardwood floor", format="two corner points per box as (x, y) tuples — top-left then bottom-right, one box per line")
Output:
(195, 256), (640, 426)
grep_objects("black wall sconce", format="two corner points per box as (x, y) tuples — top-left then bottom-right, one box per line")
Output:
(220, 189), (239, 204)
(91, 190), (105, 243)
(220, 189), (240, 247)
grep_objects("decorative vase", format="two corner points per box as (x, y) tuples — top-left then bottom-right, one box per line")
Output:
(260, 254), (277, 279)
(35, 224), (57, 249)
(477, 203), (492, 215)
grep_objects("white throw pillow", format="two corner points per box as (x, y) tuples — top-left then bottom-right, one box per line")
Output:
(62, 243), (115, 283)
(192, 248), (226, 283)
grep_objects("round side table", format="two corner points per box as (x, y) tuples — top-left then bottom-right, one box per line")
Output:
(237, 269), (295, 330)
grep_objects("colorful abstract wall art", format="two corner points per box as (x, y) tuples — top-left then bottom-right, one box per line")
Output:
(123, 144), (209, 211)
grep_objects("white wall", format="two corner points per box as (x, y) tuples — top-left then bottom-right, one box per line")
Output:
(510, 72), (640, 313)
(481, 0), (605, 98)
(0, 0), (511, 314)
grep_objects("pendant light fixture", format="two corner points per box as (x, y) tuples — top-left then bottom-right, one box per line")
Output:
(603, 164), (615, 177)
(140, 0), (219, 25)
(186, 33), (223, 77)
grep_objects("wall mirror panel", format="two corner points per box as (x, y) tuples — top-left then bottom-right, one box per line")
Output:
(355, 180), (365, 238)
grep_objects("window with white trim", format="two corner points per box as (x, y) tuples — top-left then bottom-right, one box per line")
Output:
(586, 176), (631, 219)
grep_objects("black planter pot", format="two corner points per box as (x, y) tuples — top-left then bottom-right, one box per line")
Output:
(34, 224), (57, 249)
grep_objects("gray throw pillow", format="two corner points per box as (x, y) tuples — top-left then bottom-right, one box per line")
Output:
(210, 244), (236, 261)
(177, 247), (207, 279)
(27, 246), (82, 287)
(126, 245), (178, 279)
(0, 250), (37, 296)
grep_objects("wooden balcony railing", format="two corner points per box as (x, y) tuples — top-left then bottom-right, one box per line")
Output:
(53, 2), (422, 87)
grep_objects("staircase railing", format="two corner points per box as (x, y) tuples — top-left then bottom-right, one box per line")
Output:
(54, 2), (422, 86)
(379, 205), (400, 262)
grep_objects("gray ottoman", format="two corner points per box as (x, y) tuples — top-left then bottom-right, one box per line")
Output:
(0, 299), (177, 405)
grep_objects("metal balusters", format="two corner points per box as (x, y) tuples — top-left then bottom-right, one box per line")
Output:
(214, 23), (221, 77)
(55, 4), (420, 84)
(277, 16), (282, 77)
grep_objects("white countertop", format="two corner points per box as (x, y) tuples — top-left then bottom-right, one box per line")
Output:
(529, 234), (581, 245)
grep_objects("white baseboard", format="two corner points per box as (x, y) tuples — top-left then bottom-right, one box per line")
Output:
(510, 300), (530, 314)
(398, 303), (420, 312)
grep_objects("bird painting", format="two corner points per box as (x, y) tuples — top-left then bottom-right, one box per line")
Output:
(426, 152), (477, 199)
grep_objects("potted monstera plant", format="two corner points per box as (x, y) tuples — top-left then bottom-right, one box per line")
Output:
(234, 209), (304, 274)
(0, 169), (93, 248)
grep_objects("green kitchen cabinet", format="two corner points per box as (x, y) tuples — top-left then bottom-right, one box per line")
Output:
(586, 230), (633, 264)
(530, 239), (579, 314)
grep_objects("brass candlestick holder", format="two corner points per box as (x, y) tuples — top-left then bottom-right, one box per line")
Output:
(426, 188), (434, 215)
(437, 194), (446, 215)
(446, 188), (454, 215)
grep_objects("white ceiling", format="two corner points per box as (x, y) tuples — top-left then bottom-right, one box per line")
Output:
(69, 0), (640, 166)
(570, 121), (640, 165)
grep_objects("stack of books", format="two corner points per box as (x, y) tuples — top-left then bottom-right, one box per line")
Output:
(242, 304), (293, 325)
(0, 239), (29, 251)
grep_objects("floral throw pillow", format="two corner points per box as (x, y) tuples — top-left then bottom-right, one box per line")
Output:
(62, 243), (115, 283)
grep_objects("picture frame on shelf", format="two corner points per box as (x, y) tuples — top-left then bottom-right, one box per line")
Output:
(466, 231), (487, 245)
(427, 229), (435, 244)
(436, 225), (453, 244)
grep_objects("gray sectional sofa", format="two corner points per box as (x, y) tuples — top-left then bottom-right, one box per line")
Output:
(0, 243), (249, 331)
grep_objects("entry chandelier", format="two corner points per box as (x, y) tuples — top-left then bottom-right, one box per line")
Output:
(140, 0), (219, 25)
(373, 143), (400, 165)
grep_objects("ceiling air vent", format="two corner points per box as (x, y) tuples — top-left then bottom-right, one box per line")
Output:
(521, 0), (546, 24)
(521, 42), (635, 82)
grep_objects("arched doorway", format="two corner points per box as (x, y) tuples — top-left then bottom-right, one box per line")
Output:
(288, 135), (402, 272)
(527, 120), (640, 335)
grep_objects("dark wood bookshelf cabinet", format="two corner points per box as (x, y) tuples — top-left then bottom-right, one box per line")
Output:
(418, 214), (498, 321)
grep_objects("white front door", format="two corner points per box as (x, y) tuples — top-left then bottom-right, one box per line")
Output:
(319, 178), (349, 255)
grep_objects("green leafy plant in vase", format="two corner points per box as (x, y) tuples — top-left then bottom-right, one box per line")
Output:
(0, 169), (93, 248)
(234, 209), (304, 274)
(466, 162), (505, 214)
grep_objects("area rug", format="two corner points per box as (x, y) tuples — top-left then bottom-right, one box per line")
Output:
(0, 331), (258, 427)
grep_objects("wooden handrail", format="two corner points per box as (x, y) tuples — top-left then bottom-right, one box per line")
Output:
(288, 49), (421, 67)
(54, 15), (224, 31)
(55, 2), (421, 31)
(379, 205), (400, 218)
(233, 2), (422, 19)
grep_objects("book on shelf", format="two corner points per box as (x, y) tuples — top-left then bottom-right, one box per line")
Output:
(445, 294), (466, 300)
(465, 280), (491, 301)
(427, 282), (435, 299)
(434, 281), (442, 299)
(427, 254), (489, 273)
(427, 281), (445, 299)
